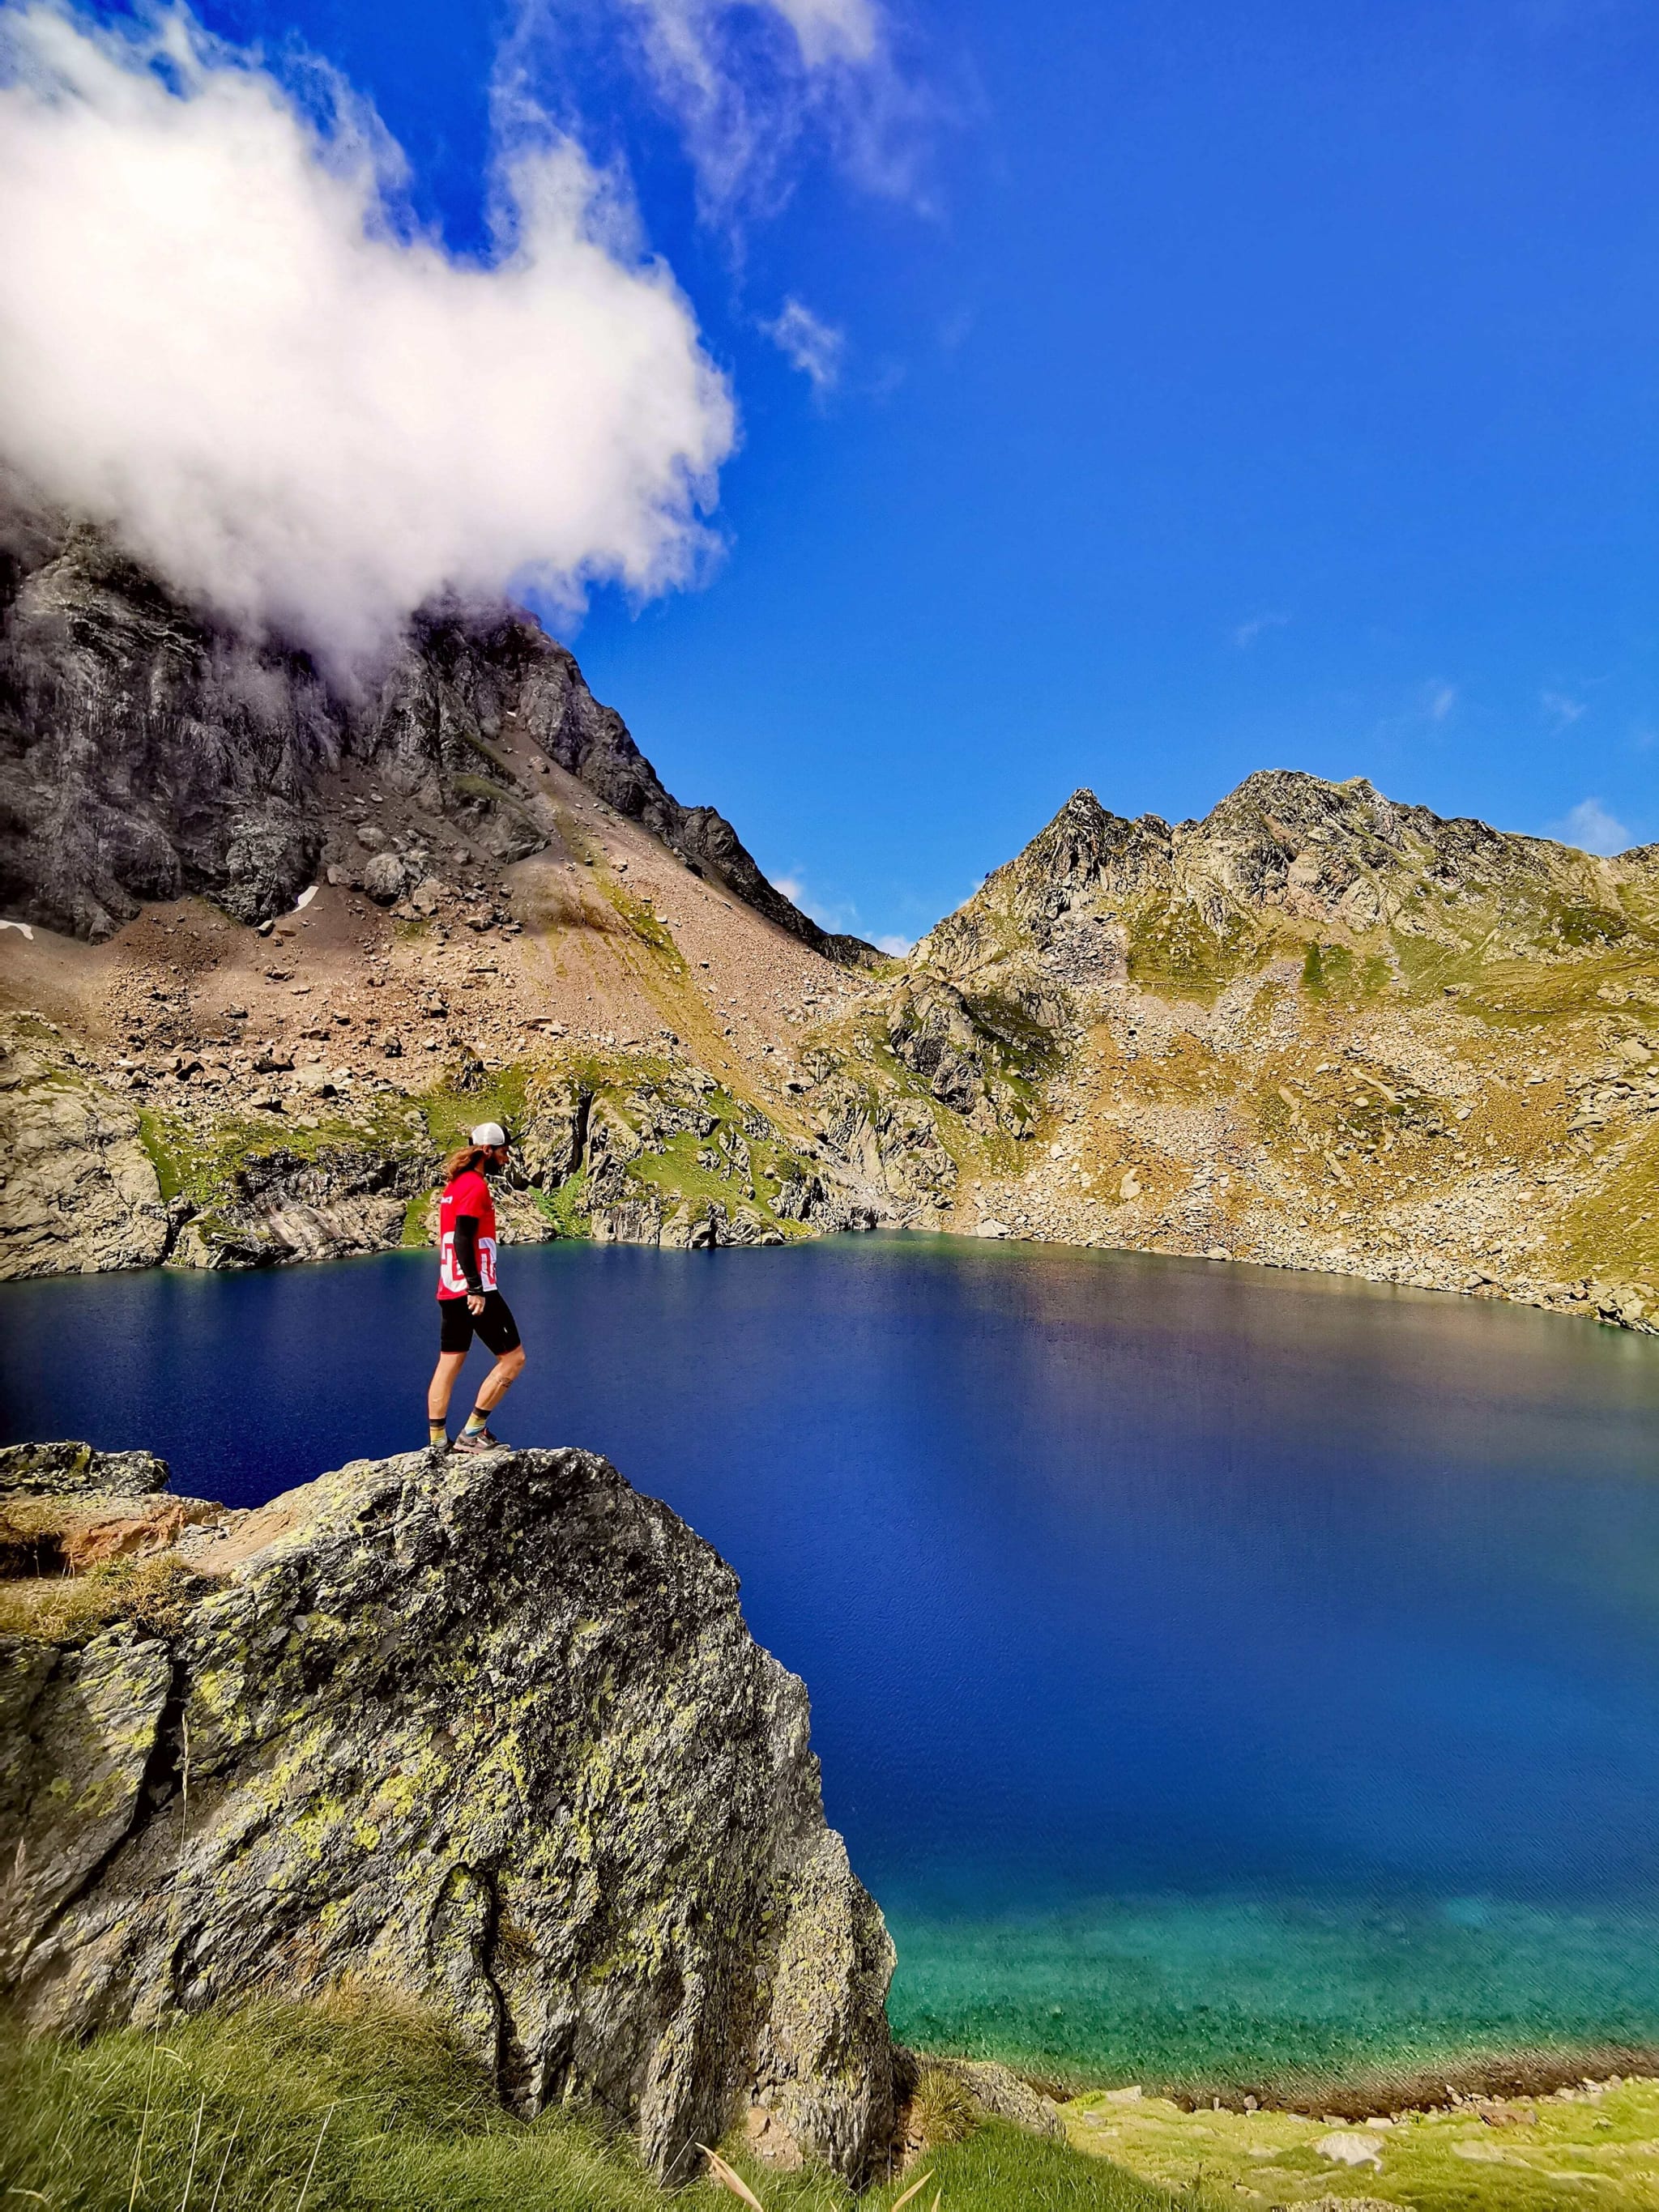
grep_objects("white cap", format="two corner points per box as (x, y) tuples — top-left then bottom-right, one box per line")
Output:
(470, 1122), (509, 1147)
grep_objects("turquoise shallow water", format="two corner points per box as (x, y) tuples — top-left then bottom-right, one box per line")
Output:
(885, 1894), (1659, 2096)
(5, 1234), (1659, 2091)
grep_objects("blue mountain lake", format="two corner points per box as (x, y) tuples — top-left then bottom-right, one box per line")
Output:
(6, 1233), (1659, 2096)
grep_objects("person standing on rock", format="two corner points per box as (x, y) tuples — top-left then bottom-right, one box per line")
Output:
(428, 1123), (526, 1453)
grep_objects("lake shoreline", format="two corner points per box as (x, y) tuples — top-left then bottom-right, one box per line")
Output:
(935, 2038), (1659, 2122)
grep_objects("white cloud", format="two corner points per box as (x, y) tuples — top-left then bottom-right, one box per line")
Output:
(875, 931), (911, 956)
(1424, 681), (1458, 722)
(788, 879), (851, 930)
(770, 866), (881, 938)
(763, 296), (845, 392)
(1542, 689), (1587, 726)
(1233, 611), (1289, 648)
(1549, 797), (1631, 856)
(513, 0), (931, 227)
(0, 2), (736, 667)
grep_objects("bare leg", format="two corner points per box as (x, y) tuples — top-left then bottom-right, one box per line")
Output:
(428, 1349), (468, 1426)
(472, 1345), (526, 1415)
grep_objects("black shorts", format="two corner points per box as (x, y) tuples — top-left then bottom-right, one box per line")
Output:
(438, 1291), (521, 1357)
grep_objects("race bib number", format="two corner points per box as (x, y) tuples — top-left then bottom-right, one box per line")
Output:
(439, 1232), (498, 1294)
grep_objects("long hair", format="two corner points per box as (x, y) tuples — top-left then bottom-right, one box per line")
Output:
(442, 1144), (496, 1184)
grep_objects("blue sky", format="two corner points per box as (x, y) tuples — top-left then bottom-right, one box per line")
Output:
(79, 0), (1659, 944)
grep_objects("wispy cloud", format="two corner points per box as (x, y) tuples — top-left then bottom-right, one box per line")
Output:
(771, 867), (913, 948)
(1542, 689), (1587, 727)
(509, 0), (937, 231)
(0, 2), (735, 667)
(1233, 611), (1290, 649)
(762, 296), (844, 394)
(1548, 797), (1631, 856)
(1423, 680), (1458, 723)
(772, 869), (857, 931)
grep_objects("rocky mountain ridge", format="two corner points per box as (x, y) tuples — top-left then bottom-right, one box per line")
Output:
(807, 774), (1659, 1327)
(0, 493), (1655, 1329)
(0, 492), (873, 965)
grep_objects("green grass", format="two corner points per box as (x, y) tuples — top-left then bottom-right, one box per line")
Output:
(419, 1066), (531, 1157)
(1299, 943), (1394, 1004)
(1067, 2079), (1659, 2209)
(1123, 901), (1266, 1004)
(0, 2000), (1196, 2212)
(139, 1100), (429, 1213)
(594, 875), (691, 969)
(135, 1104), (187, 1201)
(0, 1997), (671, 2212)
(1550, 1117), (1659, 1283)
(624, 1130), (776, 1219)
(538, 1164), (594, 1235)
(626, 1134), (748, 1211)
(915, 2121), (1202, 2209)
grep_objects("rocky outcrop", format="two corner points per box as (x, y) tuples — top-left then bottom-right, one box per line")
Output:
(0, 1441), (169, 1498)
(919, 2055), (1065, 2141)
(0, 1035), (169, 1277)
(169, 1137), (434, 1270)
(915, 775), (1659, 999)
(883, 974), (1038, 1138)
(0, 495), (873, 965)
(0, 1008), (872, 1280)
(515, 1063), (851, 1248)
(0, 1443), (897, 2182)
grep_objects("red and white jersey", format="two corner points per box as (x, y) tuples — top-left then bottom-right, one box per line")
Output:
(437, 1169), (498, 1300)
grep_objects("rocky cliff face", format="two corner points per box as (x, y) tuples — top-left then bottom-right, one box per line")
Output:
(0, 1027), (172, 1276)
(0, 1442), (896, 2182)
(0, 1007), (874, 1277)
(0, 495), (873, 966)
(788, 774), (1659, 1328)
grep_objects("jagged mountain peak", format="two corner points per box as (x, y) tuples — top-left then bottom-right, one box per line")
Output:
(913, 764), (1657, 989)
(0, 497), (876, 965)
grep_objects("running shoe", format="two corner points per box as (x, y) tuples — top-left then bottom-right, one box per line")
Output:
(452, 1427), (508, 1455)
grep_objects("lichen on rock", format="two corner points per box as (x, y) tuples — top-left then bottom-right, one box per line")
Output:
(0, 1442), (897, 2183)
(0, 1041), (168, 1279)
(0, 1441), (171, 1498)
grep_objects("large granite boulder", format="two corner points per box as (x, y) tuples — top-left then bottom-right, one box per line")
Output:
(0, 1444), (896, 2181)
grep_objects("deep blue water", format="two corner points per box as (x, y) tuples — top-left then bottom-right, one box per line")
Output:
(6, 1234), (1659, 2086)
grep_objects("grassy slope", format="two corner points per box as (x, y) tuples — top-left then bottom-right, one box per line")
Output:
(0, 2001), (1192, 2212)
(900, 855), (1659, 1293)
(1065, 2079), (1659, 2210)
(12, 1998), (1657, 2210)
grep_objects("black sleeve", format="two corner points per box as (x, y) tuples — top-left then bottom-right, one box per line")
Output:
(452, 1213), (484, 1296)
